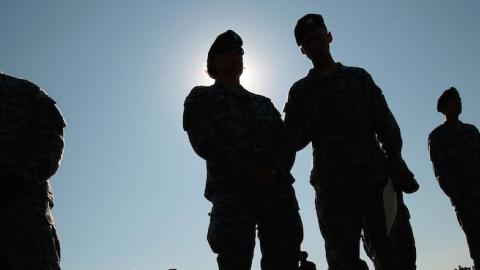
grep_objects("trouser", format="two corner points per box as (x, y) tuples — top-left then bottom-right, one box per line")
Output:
(1, 197), (61, 270)
(314, 172), (402, 270)
(207, 184), (303, 270)
(363, 193), (416, 270)
(455, 198), (480, 267)
(392, 196), (416, 270)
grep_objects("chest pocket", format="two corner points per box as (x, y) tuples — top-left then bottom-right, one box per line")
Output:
(209, 95), (249, 143)
(244, 99), (280, 151)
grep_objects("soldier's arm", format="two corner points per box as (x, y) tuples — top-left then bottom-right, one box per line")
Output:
(268, 100), (296, 172)
(183, 90), (251, 175)
(367, 73), (403, 166)
(428, 134), (457, 198)
(284, 85), (311, 152)
(26, 91), (66, 184)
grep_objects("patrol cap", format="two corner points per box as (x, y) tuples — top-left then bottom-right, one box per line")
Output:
(294, 14), (326, 46)
(437, 87), (460, 113)
(207, 30), (243, 78)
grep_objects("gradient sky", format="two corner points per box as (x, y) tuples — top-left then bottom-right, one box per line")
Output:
(1, 1), (479, 270)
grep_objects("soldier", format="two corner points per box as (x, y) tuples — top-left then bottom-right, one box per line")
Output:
(183, 30), (303, 270)
(0, 72), (66, 270)
(284, 14), (419, 270)
(428, 87), (480, 268)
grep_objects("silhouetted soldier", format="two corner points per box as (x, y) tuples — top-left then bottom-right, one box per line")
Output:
(183, 30), (303, 270)
(0, 72), (66, 270)
(429, 87), (480, 268)
(284, 14), (419, 270)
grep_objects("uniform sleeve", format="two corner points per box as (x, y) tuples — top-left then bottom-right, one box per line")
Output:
(283, 85), (311, 152)
(469, 124), (480, 169)
(183, 89), (251, 175)
(367, 73), (403, 166)
(428, 133), (457, 198)
(25, 91), (66, 184)
(268, 100), (296, 172)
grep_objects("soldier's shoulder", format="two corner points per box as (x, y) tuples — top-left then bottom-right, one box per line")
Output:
(249, 90), (271, 103)
(1, 73), (36, 87)
(461, 123), (480, 136)
(0, 73), (42, 97)
(340, 64), (371, 79)
(291, 74), (310, 89)
(36, 88), (57, 103)
(35, 89), (66, 128)
(251, 92), (278, 111)
(187, 85), (214, 96)
(184, 85), (215, 105)
(429, 124), (447, 140)
(462, 122), (479, 131)
(289, 76), (312, 97)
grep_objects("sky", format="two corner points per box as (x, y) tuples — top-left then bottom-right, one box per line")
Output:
(1, 1), (479, 269)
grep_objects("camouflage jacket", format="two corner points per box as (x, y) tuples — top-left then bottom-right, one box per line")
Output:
(428, 121), (480, 198)
(0, 73), (66, 203)
(183, 83), (295, 200)
(284, 63), (403, 186)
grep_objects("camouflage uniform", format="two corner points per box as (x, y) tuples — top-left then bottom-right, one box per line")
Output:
(429, 121), (480, 266)
(391, 194), (416, 270)
(0, 73), (65, 270)
(183, 83), (303, 270)
(284, 63), (405, 270)
(362, 193), (417, 270)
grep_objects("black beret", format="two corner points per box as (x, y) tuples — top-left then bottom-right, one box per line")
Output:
(437, 87), (460, 113)
(294, 14), (326, 46)
(207, 30), (243, 61)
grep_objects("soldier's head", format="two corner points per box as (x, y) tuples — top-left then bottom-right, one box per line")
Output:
(437, 87), (462, 116)
(207, 30), (244, 80)
(295, 14), (333, 61)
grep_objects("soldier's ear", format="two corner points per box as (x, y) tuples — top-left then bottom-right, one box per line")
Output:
(327, 32), (333, 44)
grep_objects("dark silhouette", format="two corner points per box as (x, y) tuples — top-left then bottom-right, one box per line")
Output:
(362, 193), (417, 270)
(284, 14), (418, 270)
(0, 72), (66, 269)
(429, 87), (480, 269)
(183, 30), (303, 270)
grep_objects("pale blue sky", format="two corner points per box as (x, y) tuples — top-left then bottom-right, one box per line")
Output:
(1, 1), (479, 270)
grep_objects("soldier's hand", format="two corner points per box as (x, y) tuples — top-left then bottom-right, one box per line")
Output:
(390, 163), (419, 194)
(251, 167), (276, 200)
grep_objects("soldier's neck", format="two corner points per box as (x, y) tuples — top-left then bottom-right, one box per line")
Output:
(445, 114), (460, 126)
(215, 77), (241, 88)
(312, 56), (337, 77)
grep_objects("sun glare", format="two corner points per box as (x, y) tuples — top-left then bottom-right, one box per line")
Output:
(194, 51), (268, 96)
(240, 57), (257, 91)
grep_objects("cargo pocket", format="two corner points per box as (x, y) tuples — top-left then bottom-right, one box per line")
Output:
(207, 200), (255, 254)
